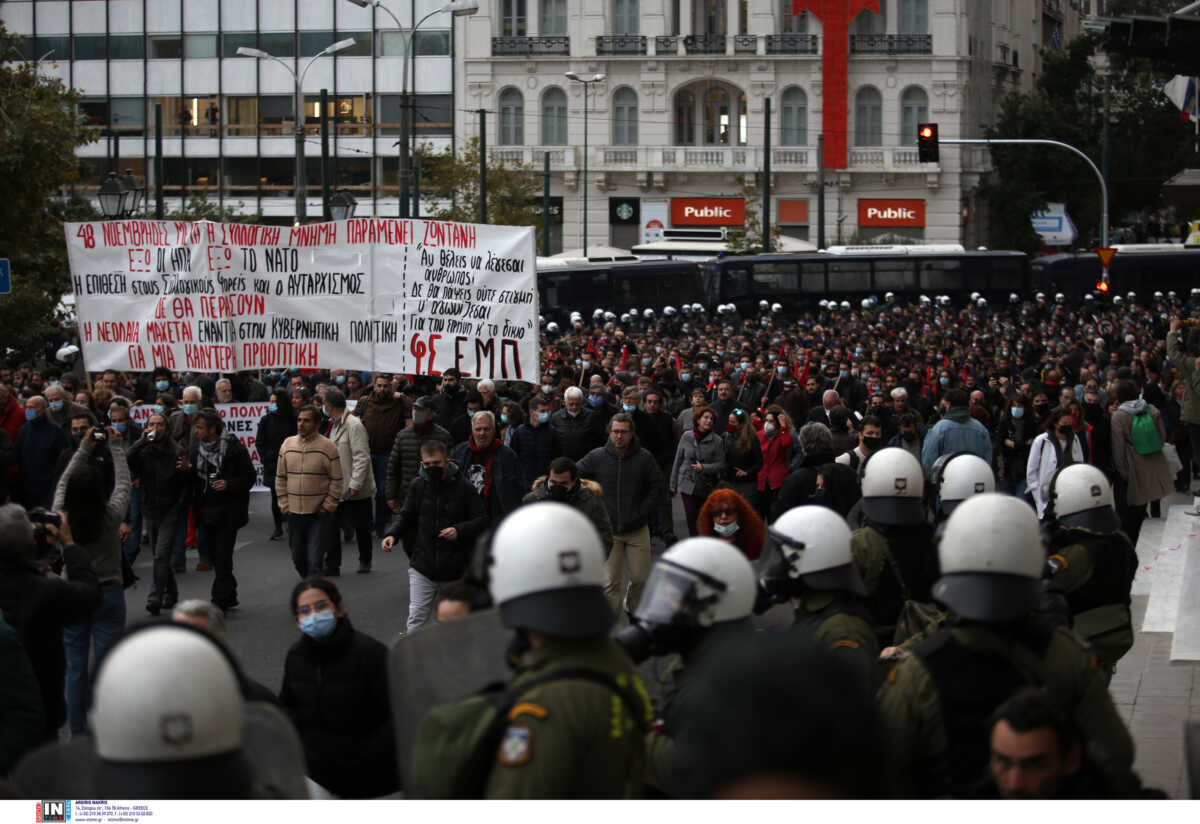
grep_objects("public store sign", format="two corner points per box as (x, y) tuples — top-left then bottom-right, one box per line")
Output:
(857, 199), (926, 228)
(65, 218), (539, 381)
(670, 197), (746, 227)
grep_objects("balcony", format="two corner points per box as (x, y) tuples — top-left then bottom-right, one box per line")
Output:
(684, 34), (727, 54)
(849, 33), (932, 54)
(491, 36), (569, 56)
(847, 147), (926, 169)
(655, 35), (679, 53)
(487, 146), (578, 169)
(766, 33), (818, 54)
(734, 34), (757, 53)
(596, 35), (647, 55)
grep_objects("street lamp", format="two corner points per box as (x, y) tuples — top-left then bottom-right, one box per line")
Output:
(98, 169), (146, 219)
(238, 37), (356, 224)
(565, 71), (605, 259)
(349, 0), (479, 218)
(328, 190), (359, 220)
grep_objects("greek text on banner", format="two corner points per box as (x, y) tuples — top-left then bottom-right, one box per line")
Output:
(64, 219), (539, 382)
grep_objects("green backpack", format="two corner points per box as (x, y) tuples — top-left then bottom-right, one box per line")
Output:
(408, 667), (647, 799)
(1130, 409), (1163, 455)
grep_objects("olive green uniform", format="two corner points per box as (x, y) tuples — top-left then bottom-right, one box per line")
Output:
(794, 591), (882, 692)
(1046, 528), (1138, 684)
(877, 622), (1138, 799)
(484, 637), (653, 799)
(851, 524), (942, 647)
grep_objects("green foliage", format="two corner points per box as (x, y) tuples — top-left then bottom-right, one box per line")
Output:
(980, 32), (1193, 252)
(417, 139), (544, 245)
(163, 190), (262, 223)
(0, 23), (96, 364)
(725, 200), (782, 254)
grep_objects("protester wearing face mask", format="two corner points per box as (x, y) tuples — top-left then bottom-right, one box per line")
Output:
(511, 394), (563, 488)
(551, 386), (601, 461)
(279, 577), (398, 798)
(1026, 408), (1085, 521)
(755, 406), (794, 521)
(836, 415), (884, 482)
(697, 489), (766, 561)
(15, 396), (71, 509)
(352, 374), (406, 538)
(722, 410), (763, 508)
(43, 384), (94, 431)
(522, 456), (612, 552)
(384, 395), (452, 533)
(995, 394), (1035, 499)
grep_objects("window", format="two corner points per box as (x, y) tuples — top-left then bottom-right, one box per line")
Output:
(542, 87), (567, 145)
(338, 33), (374, 56)
(111, 99), (145, 134)
(919, 259), (964, 291)
(898, 0), (927, 34)
(900, 86), (928, 146)
(780, 0), (806, 33)
(184, 35), (218, 58)
(613, 0), (639, 35)
(780, 87), (807, 145)
(414, 94), (453, 137)
(540, 0), (567, 35)
(299, 31), (336, 57)
(222, 32), (257, 57)
(700, 84), (747, 145)
(415, 30), (450, 55)
(853, 0), (885, 34)
(78, 99), (109, 128)
(499, 89), (524, 145)
(110, 35), (145, 59)
(696, 0), (726, 35)
(225, 96), (259, 136)
(872, 260), (917, 290)
(260, 95), (295, 131)
(752, 262), (799, 292)
(501, 0), (527, 36)
(675, 91), (695, 144)
(73, 35), (107, 60)
(258, 33), (295, 58)
(34, 36), (71, 60)
(828, 260), (871, 291)
(854, 86), (882, 146)
(612, 88), (638, 145)
(148, 35), (183, 59)
(800, 262), (826, 292)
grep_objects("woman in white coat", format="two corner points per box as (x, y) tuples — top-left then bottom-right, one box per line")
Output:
(1026, 407), (1085, 520)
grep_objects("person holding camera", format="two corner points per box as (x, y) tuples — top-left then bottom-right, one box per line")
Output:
(51, 424), (130, 737)
(127, 412), (189, 616)
(0, 505), (100, 748)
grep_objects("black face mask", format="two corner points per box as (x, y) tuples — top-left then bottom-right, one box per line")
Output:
(1034, 403), (1049, 414)
(443, 385), (457, 395)
(862, 435), (884, 451)
(901, 431), (918, 442)
(424, 465), (445, 483)
(548, 483), (571, 502)
(1057, 426), (1074, 438)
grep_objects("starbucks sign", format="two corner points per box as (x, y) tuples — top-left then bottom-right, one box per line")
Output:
(609, 197), (640, 225)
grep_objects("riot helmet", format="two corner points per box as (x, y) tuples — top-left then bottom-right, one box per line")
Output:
(1048, 463), (1121, 533)
(765, 506), (865, 596)
(860, 447), (926, 526)
(933, 452), (996, 517)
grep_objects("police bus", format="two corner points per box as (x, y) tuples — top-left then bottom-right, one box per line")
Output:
(698, 246), (1033, 313)
(536, 259), (704, 322)
(1031, 244), (1200, 298)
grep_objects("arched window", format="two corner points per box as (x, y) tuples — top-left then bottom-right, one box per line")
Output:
(612, 87), (638, 146)
(900, 86), (928, 146)
(675, 90), (695, 144)
(541, 87), (567, 145)
(499, 88), (524, 145)
(898, 0), (927, 34)
(780, 87), (807, 145)
(854, 86), (882, 146)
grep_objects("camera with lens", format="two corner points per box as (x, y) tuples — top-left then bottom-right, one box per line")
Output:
(90, 428), (107, 442)
(27, 507), (63, 573)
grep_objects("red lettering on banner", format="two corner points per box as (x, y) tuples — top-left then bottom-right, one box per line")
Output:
(151, 344), (177, 368)
(199, 295), (266, 318)
(128, 248), (152, 272)
(288, 223), (339, 247)
(97, 321), (140, 343)
(422, 221), (477, 249)
(345, 219), (413, 246)
(127, 346), (146, 370)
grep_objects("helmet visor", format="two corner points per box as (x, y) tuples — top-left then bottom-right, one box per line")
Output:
(634, 563), (723, 627)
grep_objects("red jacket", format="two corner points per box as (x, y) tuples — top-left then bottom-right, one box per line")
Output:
(0, 393), (22, 444)
(757, 427), (793, 492)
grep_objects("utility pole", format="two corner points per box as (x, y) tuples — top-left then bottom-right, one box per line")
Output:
(154, 104), (164, 219)
(543, 151), (552, 257)
(817, 133), (826, 250)
(478, 108), (488, 223)
(320, 89), (331, 220)
(762, 97), (771, 253)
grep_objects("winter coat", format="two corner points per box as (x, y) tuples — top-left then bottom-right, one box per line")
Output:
(430, 386), (468, 428)
(14, 416), (70, 508)
(126, 436), (188, 518)
(578, 440), (665, 534)
(255, 411), (296, 491)
(510, 422), (563, 490)
(0, 393), (22, 444)
(722, 431), (763, 502)
(278, 617), (398, 799)
(1026, 432), (1085, 519)
(52, 438), (130, 586)
(449, 438), (525, 522)
(353, 393), (407, 454)
(0, 615), (45, 773)
(386, 423), (452, 503)
(328, 412), (375, 502)
(189, 433), (256, 529)
(1167, 328), (1200, 425)
(670, 429), (726, 496)
(757, 427), (794, 492)
(550, 408), (600, 461)
(994, 414), (1035, 483)
(771, 450), (862, 521)
(385, 462), (487, 581)
(523, 476), (613, 553)
(920, 407), (993, 477)
(1110, 400), (1174, 507)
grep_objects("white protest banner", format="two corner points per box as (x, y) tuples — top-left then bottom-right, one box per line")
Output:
(131, 402), (271, 491)
(65, 219), (539, 381)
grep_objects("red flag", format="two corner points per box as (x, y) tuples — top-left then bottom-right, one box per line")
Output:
(620, 346), (628, 371)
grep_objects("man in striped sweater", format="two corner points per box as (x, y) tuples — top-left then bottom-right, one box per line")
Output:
(276, 405), (343, 578)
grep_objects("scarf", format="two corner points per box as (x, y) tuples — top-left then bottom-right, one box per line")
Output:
(468, 436), (501, 503)
(196, 433), (230, 478)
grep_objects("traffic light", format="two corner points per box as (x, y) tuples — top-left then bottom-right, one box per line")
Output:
(917, 123), (939, 163)
(1096, 278), (1110, 293)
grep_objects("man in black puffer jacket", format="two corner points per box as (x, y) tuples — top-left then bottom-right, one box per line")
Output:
(382, 439), (487, 633)
(127, 412), (190, 615)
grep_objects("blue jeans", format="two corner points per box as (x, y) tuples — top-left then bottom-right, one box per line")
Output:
(407, 567), (439, 633)
(122, 485), (143, 562)
(370, 452), (390, 535)
(63, 582), (127, 736)
(289, 512), (332, 578)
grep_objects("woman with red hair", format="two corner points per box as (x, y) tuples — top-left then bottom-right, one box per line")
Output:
(697, 489), (766, 560)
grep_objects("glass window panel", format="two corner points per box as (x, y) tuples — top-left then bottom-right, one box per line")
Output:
(752, 262), (799, 292)
(299, 31), (336, 57)
(110, 35), (145, 59)
(854, 87), (882, 146)
(501, 0), (528, 36)
(990, 259), (1023, 290)
(499, 89), (524, 145)
(111, 98), (145, 131)
(415, 30), (450, 55)
(73, 35), (107, 60)
(542, 88), (567, 145)
(78, 99), (109, 127)
(377, 94), (405, 135)
(337, 32), (372, 56)
(222, 32), (258, 57)
(898, 0), (927, 34)
(184, 34), (218, 58)
(900, 87), (928, 147)
(853, 0), (885, 34)
(724, 267), (751, 298)
(540, 0), (567, 35)
(260, 95), (294, 121)
(800, 262), (825, 292)
(873, 260), (916, 290)
(35, 36), (72, 60)
(414, 94), (452, 136)
(612, 88), (638, 145)
(258, 32), (295, 58)
(828, 260), (871, 291)
(780, 0), (806, 33)
(919, 259), (964, 291)
(781, 87), (806, 146)
(149, 35), (183, 59)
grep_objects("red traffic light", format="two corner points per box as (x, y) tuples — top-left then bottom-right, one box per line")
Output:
(1096, 280), (1110, 293)
(919, 126), (934, 139)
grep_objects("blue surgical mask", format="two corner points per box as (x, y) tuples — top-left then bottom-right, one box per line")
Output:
(713, 521), (740, 537)
(183, 403), (199, 416)
(335, 375), (346, 385)
(24, 408), (37, 421)
(741, 361), (751, 371)
(622, 403), (636, 413)
(939, 377), (950, 387)
(536, 411), (550, 424)
(588, 395), (604, 408)
(299, 610), (338, 640)
(680, 372), (691, 382)
(153, 404), (165, 415)
(642, 357), (652, 366)
(501, 413), (510, 425)
(49, 400), (63, 412)
(1011, 406), (1025, 419)
(155, 380), (170, 392)
(840, 370), (849, 378)
(467, 409), (477, 418)
(268, 403), (278, 413)
(777, 365), (788, 374)
(113, 422), (127, 434)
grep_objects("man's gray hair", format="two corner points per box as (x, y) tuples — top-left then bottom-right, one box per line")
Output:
(473, 410), (496, 429)
(183, 385), (203, 401)
(798, 421), (833, 455)
(0, 504), (34, 563)
(890, 387), (908, 400)
(173, 599), (227, 642)
(215, 378), (231, 389)
(477, 379), (495, 394)
(564, 386), (584, 402)
(324, 387), (347, 409)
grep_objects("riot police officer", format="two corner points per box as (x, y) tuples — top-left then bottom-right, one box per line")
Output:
(931, 452), (996, 521)
(877, 493), (1139, 798)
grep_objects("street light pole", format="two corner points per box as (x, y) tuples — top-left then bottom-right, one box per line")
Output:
(238, 38), (356, 224)
(348, 0), (479, 218)
(566, 71), (605, 259)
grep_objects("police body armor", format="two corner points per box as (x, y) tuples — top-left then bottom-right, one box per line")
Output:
(1047, 528), (1137, 664)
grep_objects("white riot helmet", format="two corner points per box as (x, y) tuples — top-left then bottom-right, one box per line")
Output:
(767, 506), (865, 595)
(644, 308), (655, 319)
(604, 311), (617, 322)
(861, 298), (872, 309)
(934, 494), (1044, 622)
(592, 308), (604, 320)
(1009, 292), (1019, 303)
(489, 502), (613, 637)
(934, 453), (996, 516)
(885, 291), (895, 302)
(1036, 292), (1046, 301)
(635, 538), (756, 627)
(919, 294), (931, 305)
(970, 292), (981, 302)
(664, 305), (677, 316)
(628, 306), (639, 317)
(772, 302), (783, 313)
(818, 299), (829, 309)
(620, 313), (631, 324)
(1049, 463), (1120, 533)
(691, 302), (704, 313)
(976, 298), (987, 308)
(1055, 292), (1065, 303)
(759, 300), (770, 311)
(546, 322), (560, 334)
(860, 447), (926, 525)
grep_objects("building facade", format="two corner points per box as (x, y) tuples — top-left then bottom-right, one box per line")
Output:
(2, 0), (464, 223)
(456, 0), (1087, 250)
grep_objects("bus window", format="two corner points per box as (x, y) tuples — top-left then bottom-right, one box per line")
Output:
(800, 262), (826, 292)
(659, 271), (701, 308)
(827, 259), (871, 291)
(990, 259), (1023, 290)
(873, 260), (917, 291)
(751, 262), (800, 293)
(919, 259), (965, 291)
(614, 272), (660, 307)
(541, 273), (569, 309)
(724, 266), (752, 299)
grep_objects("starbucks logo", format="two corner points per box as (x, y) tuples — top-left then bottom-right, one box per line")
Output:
(616, 202), (633, 221)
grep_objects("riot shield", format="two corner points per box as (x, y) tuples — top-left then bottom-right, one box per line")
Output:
(389, 607), (512, 787)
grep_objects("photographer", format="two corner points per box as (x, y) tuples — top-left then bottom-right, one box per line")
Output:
(127, 413), (188, 616)
(0, 504), (101, 746)
(53, 424), (131, 737)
